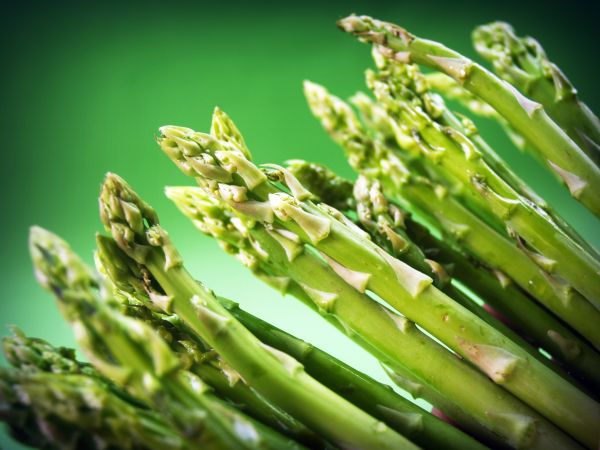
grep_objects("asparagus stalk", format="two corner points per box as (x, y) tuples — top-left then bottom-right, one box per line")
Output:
(411, 74), (600, 261)
(157, 116), (599, 447)
(407, 218), (600, 388)
(29, 226), (303, 450)
(336, 15), (600, 218)
(169, 185), (589, 450)
(100, 206), (485, 450)
(98, 173), (418, 450)
(424, 72), (499, 118)
(423, 71), (535, 158)
(304, 80), (600, 353)
(0, 368), (186, 450)
(472, 22), (600, 165)
(349, 174), (550, 364)
(364, 59), (600, 307)
(94, 234), (325, 449)
(168, 185), (561, 449)
(220, 298), (490, 450)
(287, 160), (600, 388)
(368, 47), (593, 258)
(1, 330), (185, 450)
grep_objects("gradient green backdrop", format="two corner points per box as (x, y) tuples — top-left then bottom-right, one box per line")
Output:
(1, 1), (599, 448)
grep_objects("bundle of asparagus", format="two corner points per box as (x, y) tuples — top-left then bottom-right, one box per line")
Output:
(2, 13), (599, 450)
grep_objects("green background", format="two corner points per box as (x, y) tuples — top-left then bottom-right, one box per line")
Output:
(1, 1), (598, 447)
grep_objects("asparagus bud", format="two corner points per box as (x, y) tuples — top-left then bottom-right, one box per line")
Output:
(473, 22), (600, 165)
(1, 330), (185, 450)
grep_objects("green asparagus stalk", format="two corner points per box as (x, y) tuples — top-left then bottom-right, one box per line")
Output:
(0, 368), (187, 450)
(409, 72), (600, 261)
(29, 226), (304, 450)
(472, 22), (600, 165)
(286, 160), (600, 388)
(99, 173), (418, 450)
(221, 298), (490, 450)
(424, 72), (499, 118)
(157, 115), (599, 447)
(98, 205), (486, 450)
(1, 330), (185, 450)
(349, 174), (547, 361)
(94, 234), (325, 448)
(337, 15), (600, 218)
(304, 80), (600, 353)
(407, 218), (600, 388)
(364, 59), (600, 307)
(166, 185), (582, 450)
(423, 71), (535, 157)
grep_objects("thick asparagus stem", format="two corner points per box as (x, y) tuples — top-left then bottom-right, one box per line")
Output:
(220, 297), (489, 450)
(168, 185), (565, 449)
(168, 183), (591, 449)
(94, 234), (326, 449)
(472, 22), (600, 165)
(403, 210), (600, 370)
(304, 81), (600, 352)
(348, 175), (561, 368)
(290, 162), (600, 388)
(364, 60), (600, 306)
(1, 330), (185, 450)
(157, 117), (599, 447)
(29, 226), (303, 450)
(337, 15), (600, 217)
(99, 173), (418, 450)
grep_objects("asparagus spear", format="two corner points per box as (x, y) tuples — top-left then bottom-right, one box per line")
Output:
(349, 175), (553, 364)
(287, 160), (600, 388)
(1, 329), (185, 450)
(364, 59), (600, 307)
(409, 72), (600, 261)
(168, 185), (589, 450)
(367, 46), (594, 256)
(29, 226), (304, 450)
(472, 22), (600, 165)
(221, 298), (490, 450)
(337, 15), (600, 218)
(304, 80), (600, 353)
(94, 234), (326, 449)
(157, 115), (599, 447)
(0, 368), (187, 450)
(98, 173), (418, 450)
(98, 205), (485, 450)
(423, 71), (536, 157)
(168, 184), (566, 449)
